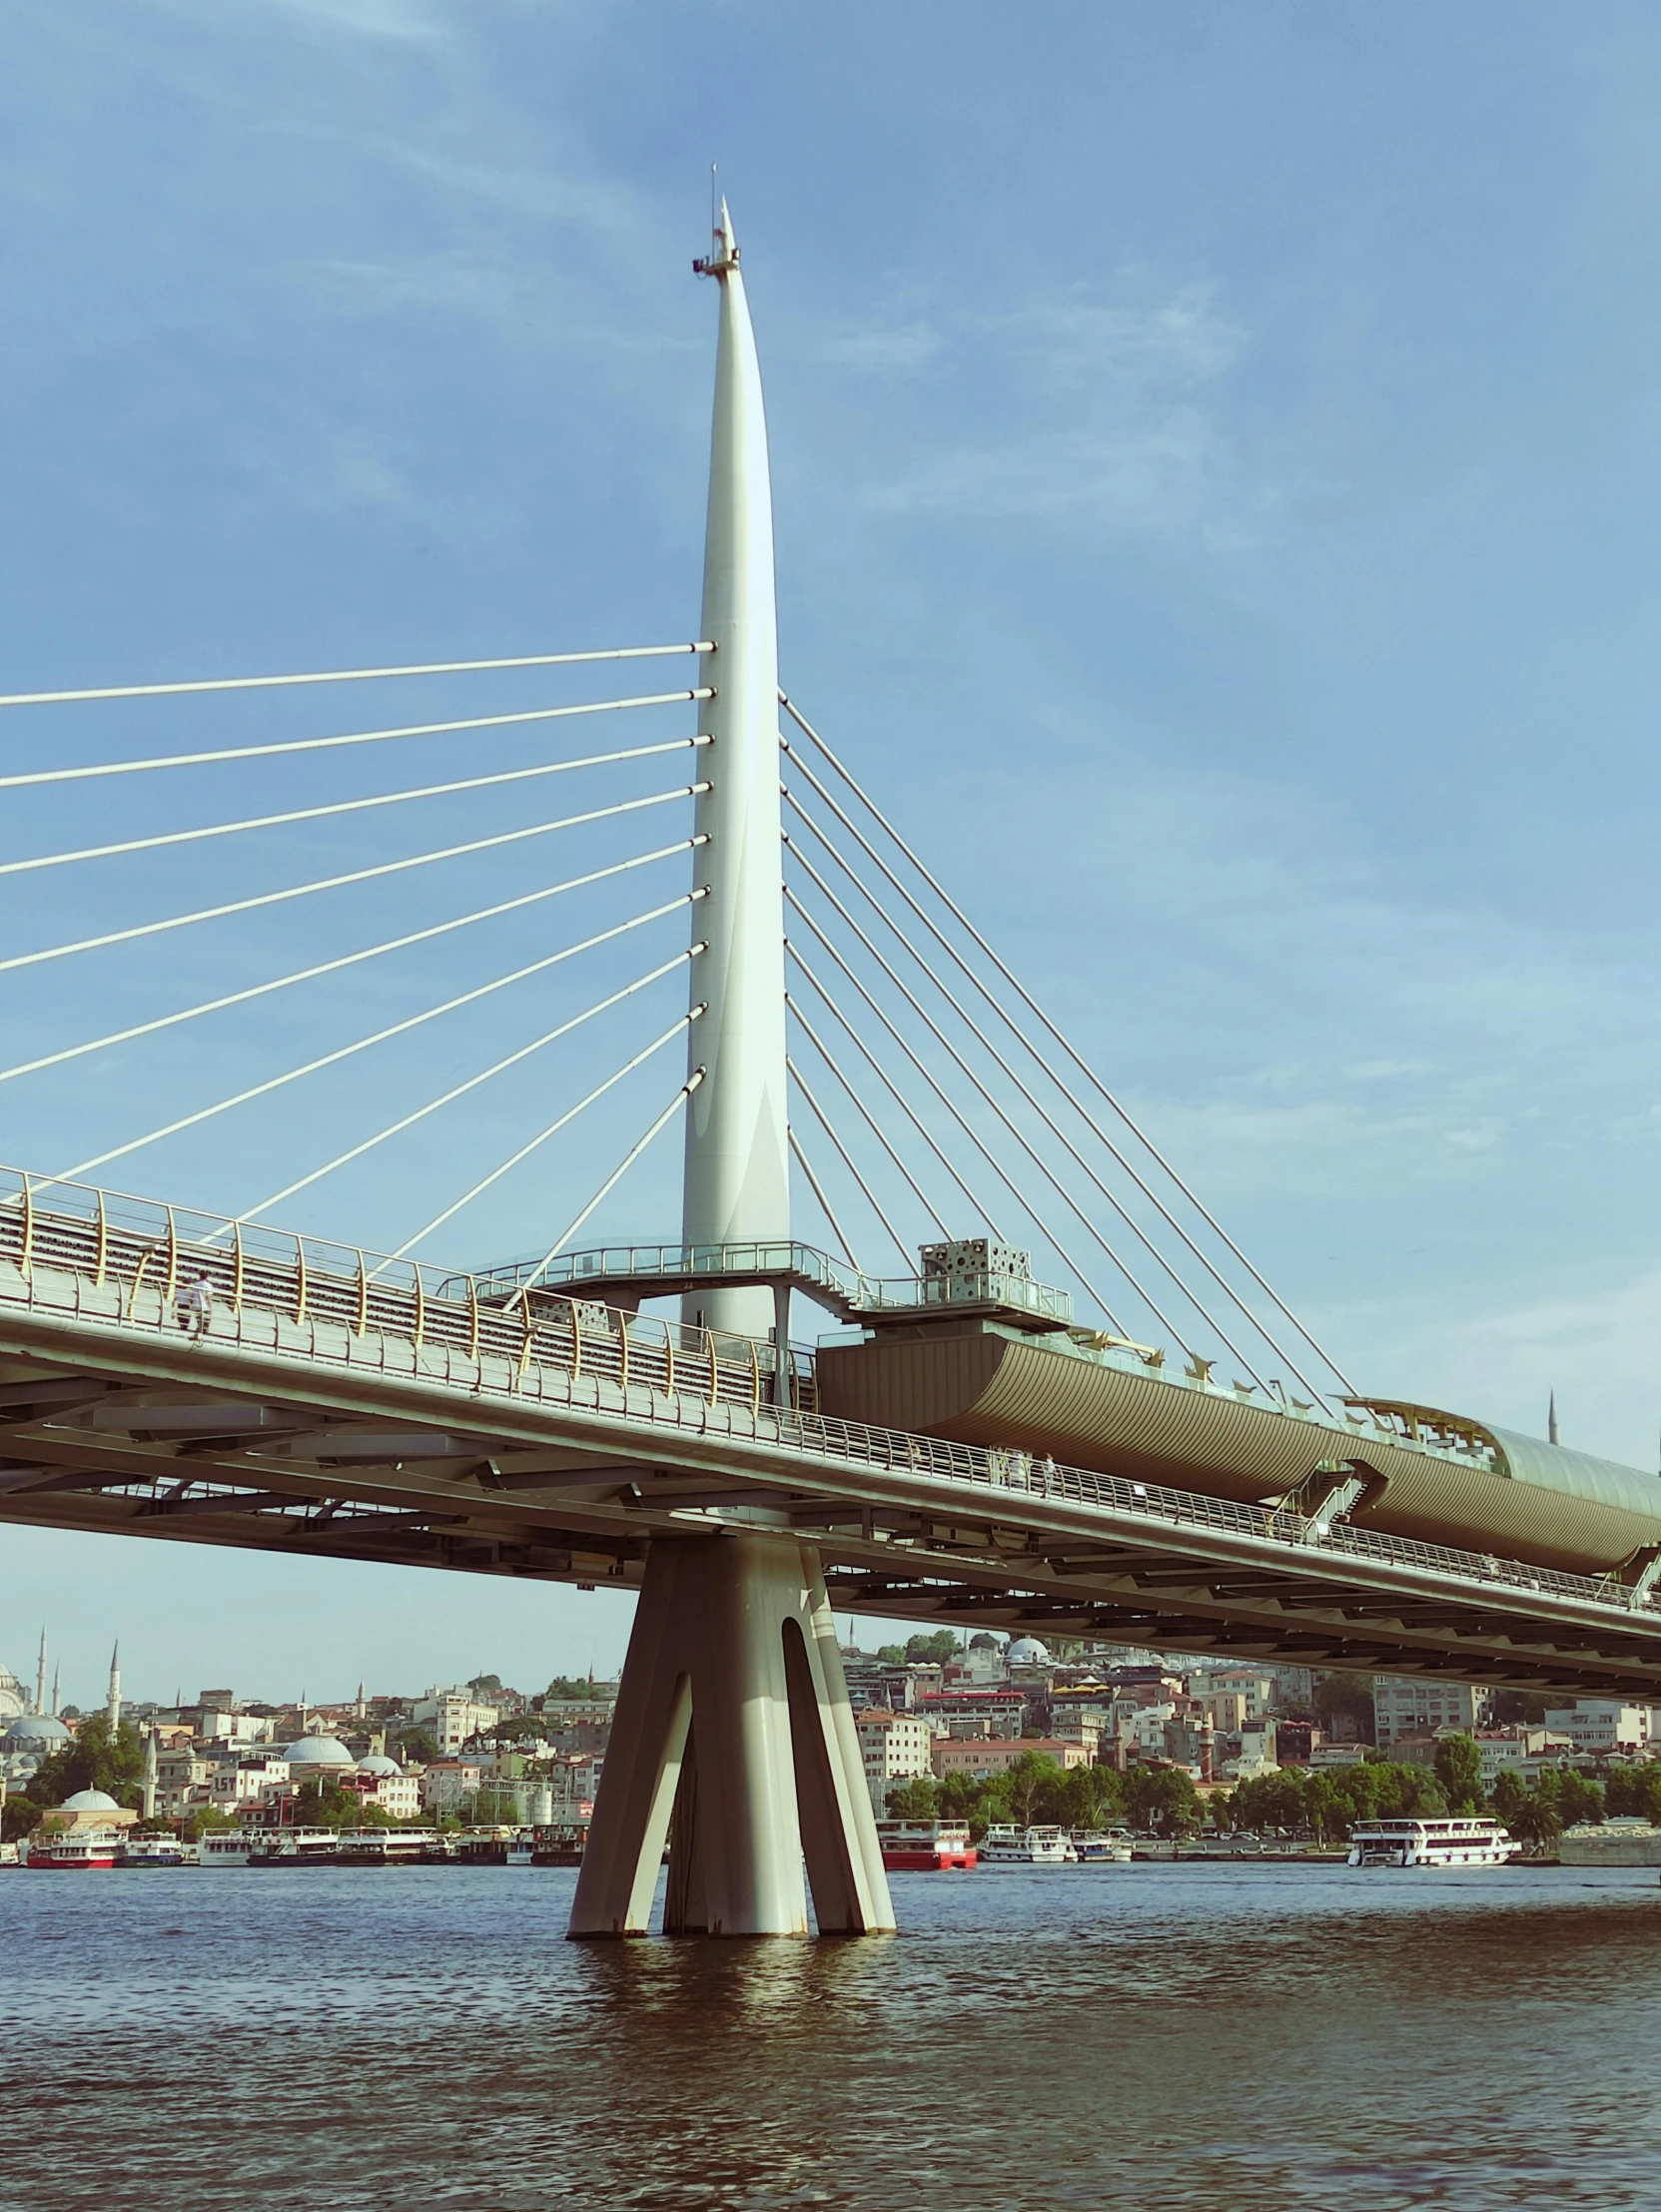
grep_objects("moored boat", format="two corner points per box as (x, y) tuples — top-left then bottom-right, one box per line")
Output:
(1071, 1830), (1134, 1863)
(249, 1827), (341, 1866)
(981, 1824), (1077, 1864)
(1346, 1818), (1515, 1868)
(27, 1828), (124, 1869)
(198, 1831), (256, 1867)
(120, 1835), (188, 1867)
(875, 1820), (977, 1871)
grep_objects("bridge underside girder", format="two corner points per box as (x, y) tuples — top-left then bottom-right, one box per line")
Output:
(3, 1338), (1661, 1701)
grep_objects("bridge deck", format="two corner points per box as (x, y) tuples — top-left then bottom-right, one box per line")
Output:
(2, 1174), (1659, 1696)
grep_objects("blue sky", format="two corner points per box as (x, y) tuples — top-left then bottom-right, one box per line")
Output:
(6, 1), (1661, 1704)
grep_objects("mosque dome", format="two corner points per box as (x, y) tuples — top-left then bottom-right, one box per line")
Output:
(60, 1789), (120, 1812)
(1006, 1637), (1053, 1667)
(0, 1666), (26, 1722)
(283, 1736), (357, 1769)
(356, 1754), (401, 1777)
(4, 1714), (71, 1749)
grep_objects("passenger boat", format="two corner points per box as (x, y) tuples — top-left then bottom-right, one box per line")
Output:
(198, 1831), (256, 1867)
(1071, 1830), (1134, 1863)
(875, 1820), (977, 1871)
(981, 1824), (1077, 1863)
(120, 1835), (188, 1867)
(1346, 1818), (1516, 1868)
(458, 1827), (536, 1865)
(27, 1828), (124, 1869)
(337, 1828), (440, 1865)
(249, 1827), (341, 1866)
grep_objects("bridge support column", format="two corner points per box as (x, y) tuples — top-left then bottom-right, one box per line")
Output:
(567, 1533), (895, 1938)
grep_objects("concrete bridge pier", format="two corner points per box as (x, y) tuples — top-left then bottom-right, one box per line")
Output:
(566, 1533), (896, 1937)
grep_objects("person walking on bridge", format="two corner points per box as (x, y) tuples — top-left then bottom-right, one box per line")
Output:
(176, 1270), (214, 1341)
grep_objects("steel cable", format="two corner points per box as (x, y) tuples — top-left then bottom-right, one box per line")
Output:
(388, 1007), (704, 1261)
(786, 797), (1291, 1402)
(0, 838), (702, 1087)
(0, 738), (711, 880)
(241, 958), (699, 1231)
(47, 891), (706, 1187)
(0, 640), (713, 709)
(781, 691), (1355, 1395)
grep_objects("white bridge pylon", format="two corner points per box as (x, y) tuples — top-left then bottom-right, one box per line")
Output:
(572, 206), (896, 1939)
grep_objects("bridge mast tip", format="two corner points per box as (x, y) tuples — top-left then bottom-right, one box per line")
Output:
(693, 197), (740, 280)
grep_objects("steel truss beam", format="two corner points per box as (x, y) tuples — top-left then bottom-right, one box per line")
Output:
(2, 1327), (1660, 1698)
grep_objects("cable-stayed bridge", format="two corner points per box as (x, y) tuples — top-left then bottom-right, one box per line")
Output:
(4, 206), (1660, 1936)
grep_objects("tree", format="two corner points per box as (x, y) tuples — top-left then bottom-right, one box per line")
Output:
(876, 1645), (908, 1666)
(1490, 1770), (1528, 1830)
(1369, 1764), (1447, 1820)
(1556, 1771), (1603, 1829)
(1300, 1772), (1346, 1844)
(1605, 1765), (1661, 1825)
(1061, 1764), (1125, 1831)
(543, 1677), (611, 1702)
(468, 1674), (503, 1693)
(396, 1728), (437, 1765)
(183, 1806), (239, 1841)
(905, 1632), (962, 1665)
(1, 1796), (37, 1843)
(1124, 1767), (1199, 1835)
(883, 1776), (940, 1820)
(1003, 1752), (1062, 1826)
(23, 1715), (145, 1813)
(1432, 1735), (1485, 1815)
(1511, 1772), (1562, 1849)
(1233, 1769), (1306, 1832)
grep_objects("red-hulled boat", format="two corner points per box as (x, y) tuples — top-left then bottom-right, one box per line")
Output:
(875, 1820), (977, 1871)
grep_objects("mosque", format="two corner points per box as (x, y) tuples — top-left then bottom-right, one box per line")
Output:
(0, 1631), (112, 1787)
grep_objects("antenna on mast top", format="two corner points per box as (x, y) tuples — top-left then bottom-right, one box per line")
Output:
(693, 167), (738, 278)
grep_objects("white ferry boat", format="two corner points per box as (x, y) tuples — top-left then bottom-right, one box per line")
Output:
(1347, 1818), (1516, 1868)
(199, 1831), (256, 1867)
(1071, 1830), (1134, 1863)
(981, 1824), (1077, 1863)
(337, 1829), (441, 1865)
(120, 1836), (189, 1867)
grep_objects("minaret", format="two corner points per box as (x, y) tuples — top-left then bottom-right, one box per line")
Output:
(34, 1629), (45, 1717)
(107, 1642), (121, 1735)
(356, 1682), (367, 1722)
(141, 1727), (158, 1820)
(681, 200), (790, 1342)
(1548, 1392), (1559, 1446)
(50, 1665), (59, 1717)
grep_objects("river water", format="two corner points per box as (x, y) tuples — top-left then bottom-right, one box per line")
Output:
(3, 1861), (1659, 2210)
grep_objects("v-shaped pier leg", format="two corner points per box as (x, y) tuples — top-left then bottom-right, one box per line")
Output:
(567, 1532), (895, 1938)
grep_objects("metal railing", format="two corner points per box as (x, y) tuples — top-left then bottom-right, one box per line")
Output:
(0, 1164), (1655, 1631)
(462, 1237), (1074, 1325)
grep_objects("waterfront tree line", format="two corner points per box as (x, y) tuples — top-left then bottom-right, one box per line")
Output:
(883, 1739), (1653, 1846)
